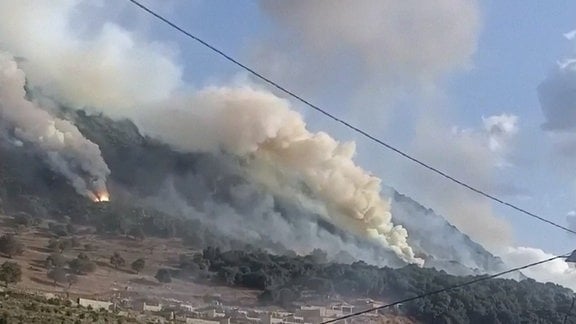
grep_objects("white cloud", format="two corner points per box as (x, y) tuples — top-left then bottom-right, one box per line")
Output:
(565, 29), (576, 41)
(538, 32), (576, 131)
(499, 246), (576, 291)
(483, 114), (519, 153)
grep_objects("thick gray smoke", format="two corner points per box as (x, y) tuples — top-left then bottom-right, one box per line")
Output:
(0, 51), (109, 199)
(253, 0), (480, 103)
(140, 87), (421, 264)
(143, 155), (406, 267)
(0, 0), (182, 118)
(0, 0), (421, 264)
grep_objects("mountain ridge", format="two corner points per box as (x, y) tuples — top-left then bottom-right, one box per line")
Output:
(1, 109), (504, 275)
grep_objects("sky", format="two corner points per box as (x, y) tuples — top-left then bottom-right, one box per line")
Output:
(115, 0), (576, 256)
(4, 0), (576, 273)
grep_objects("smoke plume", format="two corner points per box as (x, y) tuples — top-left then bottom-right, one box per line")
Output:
(0, 0), (182, 117)
(0, 0), (421, 264)
(400, 115), (515, 250)
(0, 51), (109, 199)
(254, 0), (480, 97)
(141, 87), (421, 264)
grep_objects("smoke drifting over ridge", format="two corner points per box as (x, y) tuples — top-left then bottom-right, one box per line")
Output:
(0, 0), (420, 264)
(140, 87), (420, 263)
(0, 51), (109, 199)
(0, 0), (182, 117)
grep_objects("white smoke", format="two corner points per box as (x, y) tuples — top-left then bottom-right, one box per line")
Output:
(0, 51), (109, 198)
(0, 0), (182, 117)
(0, 0), (421, 264)
(141, 86), (421, 264)
(402, 115), (516, 250)
(254, 0), (480, 96)
(149, 175), (407, 267)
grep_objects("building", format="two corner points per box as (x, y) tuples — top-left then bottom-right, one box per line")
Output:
(260, 312), (284, 324)
(77, 298), (113, 310)
(143, 302), (163, 313)
(186, 318), (229, 324)
(295, 307), (324, 323)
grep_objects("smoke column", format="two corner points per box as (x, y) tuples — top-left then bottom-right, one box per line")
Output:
(0, 0), (421, 264)
(141, 87), (421, 264)
(0, 51), (110, 199)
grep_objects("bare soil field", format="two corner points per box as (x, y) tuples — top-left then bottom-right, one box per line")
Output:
(0, 215), (259, 306)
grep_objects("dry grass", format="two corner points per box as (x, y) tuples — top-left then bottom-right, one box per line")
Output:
(0, 215), (259, 307)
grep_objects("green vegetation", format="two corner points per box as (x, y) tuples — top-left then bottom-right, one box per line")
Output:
(68, 253), (96, 275)
(0, 290), (134, 323)
(110, 252), (126, 269)
(47, 237), (80, 254)
(0, 110), (574, 323)
(47, 267), (67, 286)
(0, 234), (24, 258)
(131, 258), (145, 274)
(45, 253), (67, 269)
(174, 247), (576, 324)
(155, 269), (172, 283)
(0, 261), (22, 287)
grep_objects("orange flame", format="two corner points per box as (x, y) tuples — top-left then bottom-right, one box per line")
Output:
(91, 191), (110, 203)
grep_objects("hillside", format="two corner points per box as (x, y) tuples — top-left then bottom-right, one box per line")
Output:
(0, 111), (574, 323)
(4, 109), (502, 274)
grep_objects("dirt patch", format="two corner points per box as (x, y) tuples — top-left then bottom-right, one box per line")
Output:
(0, 214), (260, 306)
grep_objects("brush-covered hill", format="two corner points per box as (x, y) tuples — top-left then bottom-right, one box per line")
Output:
(1, 111), (574, 323)
(2, 109), (505, 274)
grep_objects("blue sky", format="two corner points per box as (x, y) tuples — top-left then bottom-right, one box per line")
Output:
(126, 1), (576, 255)
(450, 0), (576, 253)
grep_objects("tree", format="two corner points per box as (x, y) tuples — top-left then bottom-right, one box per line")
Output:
(84, 243), (97, 251)
(66, 273), (78, 289)
(66, 223), (76, 235)
(12, 213), (38, 228)
(47, 238), (73, 254)
(0, 234), (24, 258)
(0, 261), (22, 287)
(131, 258), (145, 274)
(307, 248), (328, 263)
(69, 254), (96, 275)
(155, 269), (172, 283)
(128, 227), (145, 241)
(48, 223), (68, 237)
(45, 253), (67, 269)
(47, 267), (67, 286)
(110, 252), (126, 269)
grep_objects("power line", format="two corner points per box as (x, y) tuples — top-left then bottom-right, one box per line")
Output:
(321, 253), (570, 324)
(126, 0), (576, 237)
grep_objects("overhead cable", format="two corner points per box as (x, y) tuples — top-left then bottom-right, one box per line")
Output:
(321, 253), (570, 323)
(126, 0), (576, 236)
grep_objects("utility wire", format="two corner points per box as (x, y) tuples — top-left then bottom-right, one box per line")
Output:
(123, 3), (576, 321)
(321, 253), (570, 323)
(126, 0), (576, 237)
